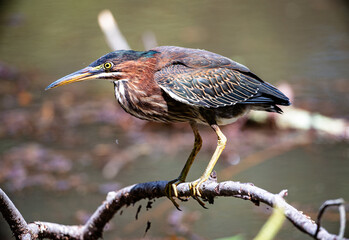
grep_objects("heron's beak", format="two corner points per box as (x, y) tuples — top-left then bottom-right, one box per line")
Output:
(45, 66), (103, 90)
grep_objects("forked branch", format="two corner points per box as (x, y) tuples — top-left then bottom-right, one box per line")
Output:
(0, 177), (347, 240)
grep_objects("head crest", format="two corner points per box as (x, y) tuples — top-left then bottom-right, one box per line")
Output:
(89, 50), (159, 67)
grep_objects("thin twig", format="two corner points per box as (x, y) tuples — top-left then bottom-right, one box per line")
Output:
(314, 198), (346, 239)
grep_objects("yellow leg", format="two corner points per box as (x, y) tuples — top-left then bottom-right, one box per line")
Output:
(165, 122), (202, 209)
(189, 124), (227, 198)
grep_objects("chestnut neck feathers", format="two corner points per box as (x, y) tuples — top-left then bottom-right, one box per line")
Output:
(113, 52), (172, 122)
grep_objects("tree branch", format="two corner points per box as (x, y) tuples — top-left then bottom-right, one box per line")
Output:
(0, 188), (30, 240)
(1, 178), (347, 240)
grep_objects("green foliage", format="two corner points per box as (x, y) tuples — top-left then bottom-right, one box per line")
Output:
(254, 207), (285, 240)
(216, 233), (245, 240)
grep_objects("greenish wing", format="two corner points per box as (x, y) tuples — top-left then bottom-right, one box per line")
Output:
(155, 64), (263, 108)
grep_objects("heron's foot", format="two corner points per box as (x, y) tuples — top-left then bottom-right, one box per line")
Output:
(165, 178), (186, 210)
(188, 177), (209, 209)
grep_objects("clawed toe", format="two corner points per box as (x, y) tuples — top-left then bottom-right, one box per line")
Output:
(165, 179), (184, 210)
(188, 178), (208, 208)
(165, 177), (210, 209)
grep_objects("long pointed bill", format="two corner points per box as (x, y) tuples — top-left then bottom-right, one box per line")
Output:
(45, 66), (105, 90)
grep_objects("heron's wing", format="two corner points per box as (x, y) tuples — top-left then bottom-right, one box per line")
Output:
(153, 46), (289, 108)
(155, 64), (279, 108)
(153, 46), (252, 72)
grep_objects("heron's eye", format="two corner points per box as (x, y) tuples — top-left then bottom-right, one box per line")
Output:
(103, 62), (113, 70)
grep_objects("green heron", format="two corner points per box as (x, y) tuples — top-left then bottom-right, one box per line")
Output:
(46, 46), (290, 208)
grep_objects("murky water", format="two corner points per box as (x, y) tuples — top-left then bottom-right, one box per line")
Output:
(0, 1), (348, 239)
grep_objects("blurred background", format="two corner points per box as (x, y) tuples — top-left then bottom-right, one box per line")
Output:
(0, 0), (348, 239)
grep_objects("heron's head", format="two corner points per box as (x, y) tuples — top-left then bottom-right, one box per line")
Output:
(45, 50), (159, 90)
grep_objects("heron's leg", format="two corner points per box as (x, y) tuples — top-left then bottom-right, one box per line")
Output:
(189, 124), (226, 200)
(165, 122), (202, 209)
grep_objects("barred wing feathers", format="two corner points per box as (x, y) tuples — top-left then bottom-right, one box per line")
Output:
(155, 64), (290, 109)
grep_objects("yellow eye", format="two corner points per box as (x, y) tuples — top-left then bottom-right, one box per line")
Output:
(104, 62), (113, 70)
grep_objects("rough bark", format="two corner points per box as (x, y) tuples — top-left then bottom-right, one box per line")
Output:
(0, 178), (346, 240)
